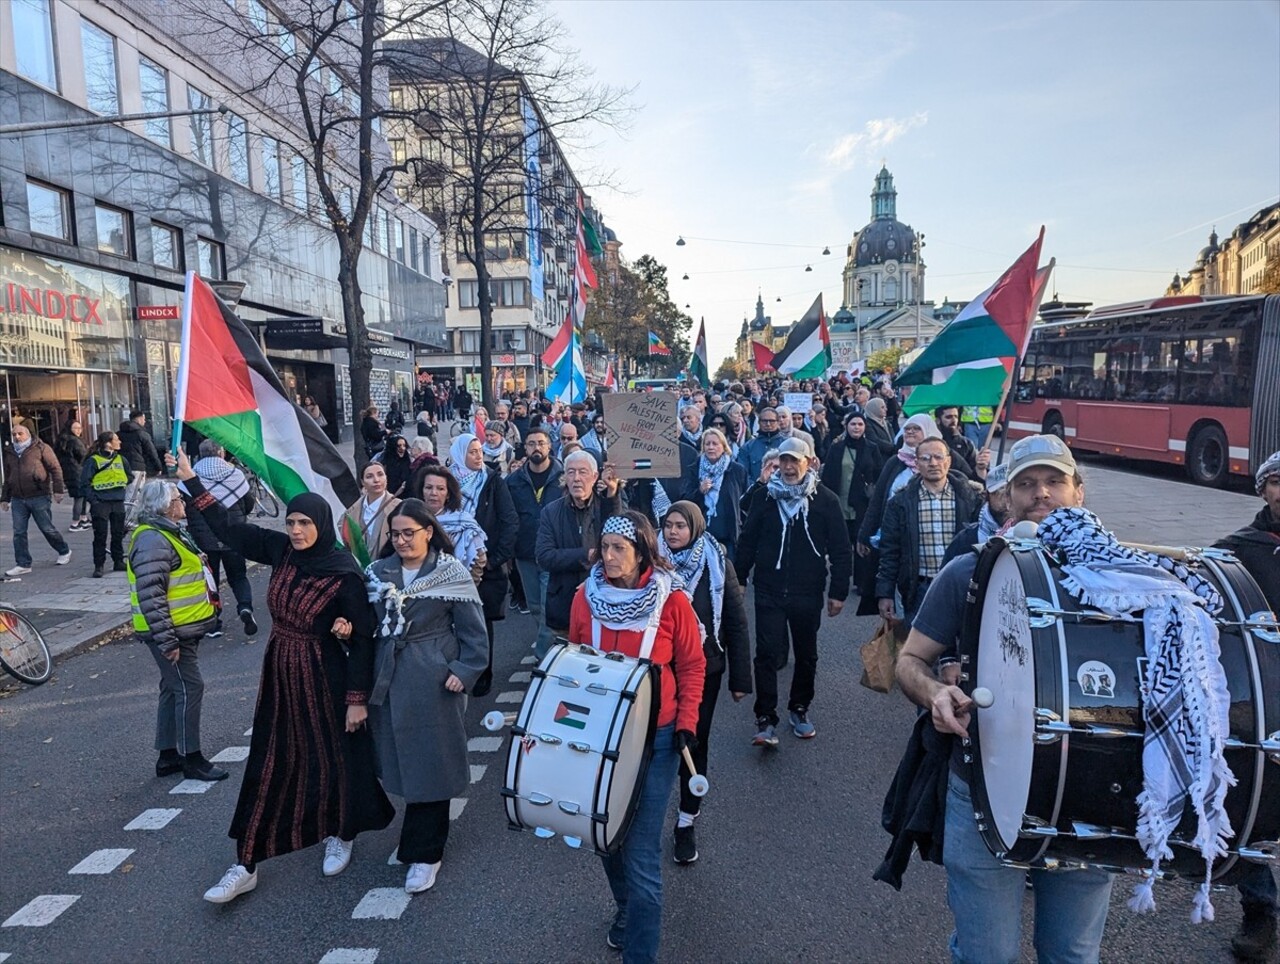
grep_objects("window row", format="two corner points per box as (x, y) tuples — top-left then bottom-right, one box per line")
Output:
(458, 329), (530, 353)
(457, 279), (531, 309)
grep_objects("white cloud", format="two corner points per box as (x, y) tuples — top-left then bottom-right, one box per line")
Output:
(824, 113), (929, 171)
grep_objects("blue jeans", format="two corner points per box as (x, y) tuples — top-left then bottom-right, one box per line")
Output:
(516, 559), (553, 658)
(944, 772), (1113, 964)
(602, 725), (677, 964)
(10, 495), (69, 567)
(1239, 862), (1278, 913)
(963, 422), (989, 448)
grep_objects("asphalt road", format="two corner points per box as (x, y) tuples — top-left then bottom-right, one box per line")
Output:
(0, 464), (1267, 963)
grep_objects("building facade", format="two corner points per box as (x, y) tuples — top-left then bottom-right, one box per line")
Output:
(1166, 203), (1280, 298)
(0, 0), (445, 451)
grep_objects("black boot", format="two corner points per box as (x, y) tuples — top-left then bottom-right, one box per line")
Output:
(1233, 907), (1278, 960)
(183, 752), (229, 782)
(156, 749), (183, 777)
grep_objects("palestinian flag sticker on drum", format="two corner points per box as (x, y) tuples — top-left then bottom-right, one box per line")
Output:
(554, 701), (591, 730)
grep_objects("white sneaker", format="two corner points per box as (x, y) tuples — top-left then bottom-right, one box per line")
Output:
(404, 861), (440, 894)
(5, 566), (32, 577)
(56, 550), (72, 565)
(203, 864), (257, 904)
(323, 836), (353, 876)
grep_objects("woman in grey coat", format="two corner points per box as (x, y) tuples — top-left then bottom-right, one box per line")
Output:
(365, 499), (488, 895)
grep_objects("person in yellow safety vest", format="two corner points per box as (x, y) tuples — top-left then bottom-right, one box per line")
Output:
(960, 405), (996, 449)
(80, 431), (130, 578)
(126, 478), (226, 783)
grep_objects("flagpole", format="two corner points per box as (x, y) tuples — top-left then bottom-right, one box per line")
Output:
(170, 271), (197, 460)
(986, 256), (1055, 460)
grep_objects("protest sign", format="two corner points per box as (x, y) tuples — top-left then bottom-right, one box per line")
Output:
(603, 392), (682, 478)
(783, 392), (814, 414)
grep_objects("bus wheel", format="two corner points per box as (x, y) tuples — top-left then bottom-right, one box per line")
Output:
(1187, 425), (1229, 487)
(1042, 413), (1065, 440)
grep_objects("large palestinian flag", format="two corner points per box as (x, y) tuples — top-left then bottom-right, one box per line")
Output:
(772, 295), (831, 379)
(173, 272), (360, 533)
(897, 229), (1050, 416)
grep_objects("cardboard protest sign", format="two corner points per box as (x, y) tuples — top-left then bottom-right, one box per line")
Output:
(784, 392), (814, 414)
(603, 392), (682, 478)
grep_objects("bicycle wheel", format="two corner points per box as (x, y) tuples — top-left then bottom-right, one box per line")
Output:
(0, 608), (53, 685)
(254, 480), (281, 519)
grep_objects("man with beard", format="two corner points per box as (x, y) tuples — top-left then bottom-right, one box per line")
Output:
(1215, 449), (1280, 961)
(934, 406), (985, 481)
(736, 437), (851, 746)
(508, 427), (564, 657)
(736, 407), (783, 482)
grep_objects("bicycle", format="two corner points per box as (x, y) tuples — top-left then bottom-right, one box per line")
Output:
(0, 605), (53, 685)
(243, 468), (281, 519)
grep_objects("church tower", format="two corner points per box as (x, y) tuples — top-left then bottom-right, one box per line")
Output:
(871, 166), (897, 221)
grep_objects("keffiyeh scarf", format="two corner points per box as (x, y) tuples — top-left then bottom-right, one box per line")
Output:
(366, 552), (480, 638)
(699, 453), (730, 524)
(436, 509), (488, 570)
(650, 479), (672, 520)
(660, 531), (726, 644)
(1037, 507), (1232, 922)
(193, 456), (250, 509)
(583, 563), (679, 632)
(766, 469), (820, 567)
(681, 426), (703, 449)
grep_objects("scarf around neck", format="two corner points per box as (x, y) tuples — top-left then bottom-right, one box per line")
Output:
(680, 426), (703, 448)
(766, 469), (820, 567)
(450, 434), (486, 511)
(583, 564), (677, 632)
(660, 531), (726, 643)
(366, 550), (480, 638)
(436, 509), (487, 569)
(699, 453), (730, 523)
(193, 456), (249, 509)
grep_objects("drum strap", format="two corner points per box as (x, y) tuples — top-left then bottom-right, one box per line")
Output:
(591, 579), (672, 662)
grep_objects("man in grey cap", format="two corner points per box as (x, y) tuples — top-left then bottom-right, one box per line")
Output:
(895, 434), (1111, 963)
(1214, 449), (1280, 961)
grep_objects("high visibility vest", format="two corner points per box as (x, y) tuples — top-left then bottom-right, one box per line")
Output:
(127, 524), (217, 634)
(962, 406), (995, 425)
(90, 453), (129, 491)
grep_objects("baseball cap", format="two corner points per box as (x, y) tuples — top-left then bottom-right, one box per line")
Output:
(985, 461), (1010, 493)
(1006, 433), (1077, 481)
(1258, 449), (1280, 493)
(777, 437), (813, 460)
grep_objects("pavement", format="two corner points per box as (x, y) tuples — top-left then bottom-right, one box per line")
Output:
(0, 452), (1269, 963)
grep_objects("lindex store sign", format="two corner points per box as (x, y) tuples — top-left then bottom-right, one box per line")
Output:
(1, 281), (106, 324)
(137, 304), (181, 320)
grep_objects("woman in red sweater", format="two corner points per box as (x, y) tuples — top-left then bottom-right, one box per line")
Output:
(568, 510), (705, 964)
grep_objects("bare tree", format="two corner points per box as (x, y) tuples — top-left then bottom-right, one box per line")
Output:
(386, 0), (631, 414)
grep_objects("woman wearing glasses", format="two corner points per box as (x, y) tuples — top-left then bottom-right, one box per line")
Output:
(366, 499), (488, 894)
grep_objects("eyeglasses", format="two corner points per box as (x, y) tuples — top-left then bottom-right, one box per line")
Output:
(390, 527), (426, 542)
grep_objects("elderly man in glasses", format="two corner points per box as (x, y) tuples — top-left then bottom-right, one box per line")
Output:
(875, 436), (982, 628)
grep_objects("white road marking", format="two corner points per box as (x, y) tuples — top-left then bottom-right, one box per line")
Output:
(170, 779), (216, 794)
(319, 950), (379, 964)
(495, 690), (524, 704)
(508, 671), (531, 684)
(520, 655), (537, 665)
(210, 746), (250, 763)
(387, 849), (400, 866)
(469, 764), (487, 784)
(351, 888), (411, 920)
(69, 849), (134, 875)
(2, 895), (80, 927)
(467, 736), (503, 753)
(450, 799), (467, 821)
(0, 951), (12, 961)
(244, 726), (254, 736)
(124, 808), (181, 830)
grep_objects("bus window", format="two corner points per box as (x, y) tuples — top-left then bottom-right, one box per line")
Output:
(1181, 335), (1240, 406)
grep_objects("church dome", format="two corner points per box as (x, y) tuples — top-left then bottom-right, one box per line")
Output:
(848, 166), (918, 267)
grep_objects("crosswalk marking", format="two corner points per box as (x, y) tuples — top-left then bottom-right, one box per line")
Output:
(124, 808), (181, 831)
(387, 849), (400, 866)
(244, 726), (254, 736)
(210, 746), (251, 763)
(450, 799), (467, 821)
(170, 779), (216, 795)
(468, 736), (503, 753)
(508, 671), (531, 684)
(351, 888), (410, 920)
(495, 690), (524, 704)
(320, 951), (378, 964)
(2, 896), (80, 928)
(1, 950), (13, 961)
(470, 764), (487, 784)
(520, 655), (537, 665)
(69, 849), (134, 875)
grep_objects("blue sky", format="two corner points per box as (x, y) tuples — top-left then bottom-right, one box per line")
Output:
(550, 0), (1280, 366)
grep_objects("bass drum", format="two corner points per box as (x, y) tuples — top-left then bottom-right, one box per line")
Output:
(501, 642), (658, 855)
(959, 536), (1280, 881)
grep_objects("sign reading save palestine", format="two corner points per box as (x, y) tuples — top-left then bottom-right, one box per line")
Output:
(172, 272), (360, 533)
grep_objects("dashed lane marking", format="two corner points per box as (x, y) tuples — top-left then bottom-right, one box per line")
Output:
(508, 671), (531, 684)
(387, 849), (400, 866)
(69, 849), (134, 875)
(450, 799), (467, 821)
(2, 896), (80, 928)
(124, 808), (182, 830)
(244, 726), (253, 736)
(470, 764), (487, 784)
(170, 779), (216, 794)
(351, 888), (411, 921)
(320, 951), (378, 964)
(210, 746), (251, 763)
(495, 691), (524, 704)
(520, 655), (537, 665)
(1, 951), (12, 961)
(467, 736), (503, 753)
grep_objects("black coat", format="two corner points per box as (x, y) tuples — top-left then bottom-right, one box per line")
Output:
(55, 432), (88, 498)
(681, 457), (748, 548)
(535, 490), (623, 632)
(736, 481), (853, 601)
(942, 432), (980, 481)
(820, 436), (884, 521)
(686, 548), (752, 693)
(864, 420), (897, 459)
(1214, 507), (1280, 612)
(507, 459), (564, 561)
(118, 420), (162, 475)
(858, 456), (913, 548)
(873, 710), (951, 890)
(361, 416), (387, 456)
(473, 469), (518, 620)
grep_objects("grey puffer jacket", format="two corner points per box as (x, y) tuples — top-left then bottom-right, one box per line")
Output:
(127, 516), (219, 652)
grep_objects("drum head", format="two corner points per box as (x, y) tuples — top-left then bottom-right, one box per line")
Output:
(976, 548), (1038, 851)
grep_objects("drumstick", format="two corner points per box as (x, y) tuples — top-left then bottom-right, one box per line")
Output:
(681, 746), (709, 797)
(1121, 542), (1192, 562)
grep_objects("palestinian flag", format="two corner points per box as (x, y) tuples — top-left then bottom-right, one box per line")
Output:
(173, 272), (360, 535)
(554, 700), (591, 730)
(688, 318), (710, 387)
(772, 295), (830, 379)
(898, 229), (1051, 416)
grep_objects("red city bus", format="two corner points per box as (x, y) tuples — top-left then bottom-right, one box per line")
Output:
(1008, 294), (1280, 486)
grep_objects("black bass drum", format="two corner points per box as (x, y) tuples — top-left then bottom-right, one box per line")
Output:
(958, 534), (1280, 881)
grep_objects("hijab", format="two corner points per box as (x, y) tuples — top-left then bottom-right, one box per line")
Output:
(863, 397), (889, 430)
(896, 413), (942, 469)
(449, 433), (487, 513)
(286, 492), (365, 577)
(659, 501), (727, 643)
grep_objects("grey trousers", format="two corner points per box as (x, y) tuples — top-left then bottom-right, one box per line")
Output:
(144, 636), (205, 755)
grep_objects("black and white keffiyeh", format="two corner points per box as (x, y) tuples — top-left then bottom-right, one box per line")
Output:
(1037, 507), (1232, 922)
(650, 480), (672, 520)
(602, 514), (638, 544)
(699, 453), (730, 523)
(366, 551), (480, 638)
(193, 456), (250, 509)
(659, 531), (726, 644)
(766, 468), (820, 567)
(436, 509), (487, 569)
(583, 562), (680, 632)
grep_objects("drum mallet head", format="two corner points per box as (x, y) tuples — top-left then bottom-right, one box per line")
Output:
(971, 687), (995, 709)
(681, 746), (709, 797)
(482, 710), (516, 732)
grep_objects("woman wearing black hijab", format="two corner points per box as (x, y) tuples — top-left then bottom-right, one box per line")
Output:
(171, 450), (393, 905)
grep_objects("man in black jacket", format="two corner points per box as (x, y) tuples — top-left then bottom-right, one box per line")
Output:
(507, 428), (564, 657)
(876, 438), (982, 629)
(118, 410), (163, 477)
(1215, 449), (1280, 961)
(535, 450), (623, 640)
(736, 436), (852, 746)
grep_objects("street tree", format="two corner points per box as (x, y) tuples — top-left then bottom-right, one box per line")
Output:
(584, 253), (691, 380)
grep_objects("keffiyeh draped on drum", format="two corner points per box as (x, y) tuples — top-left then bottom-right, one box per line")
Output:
(583, 562), (680, 631)
(366, 552), (480, 638)
(1037, 507), (1234, 921)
